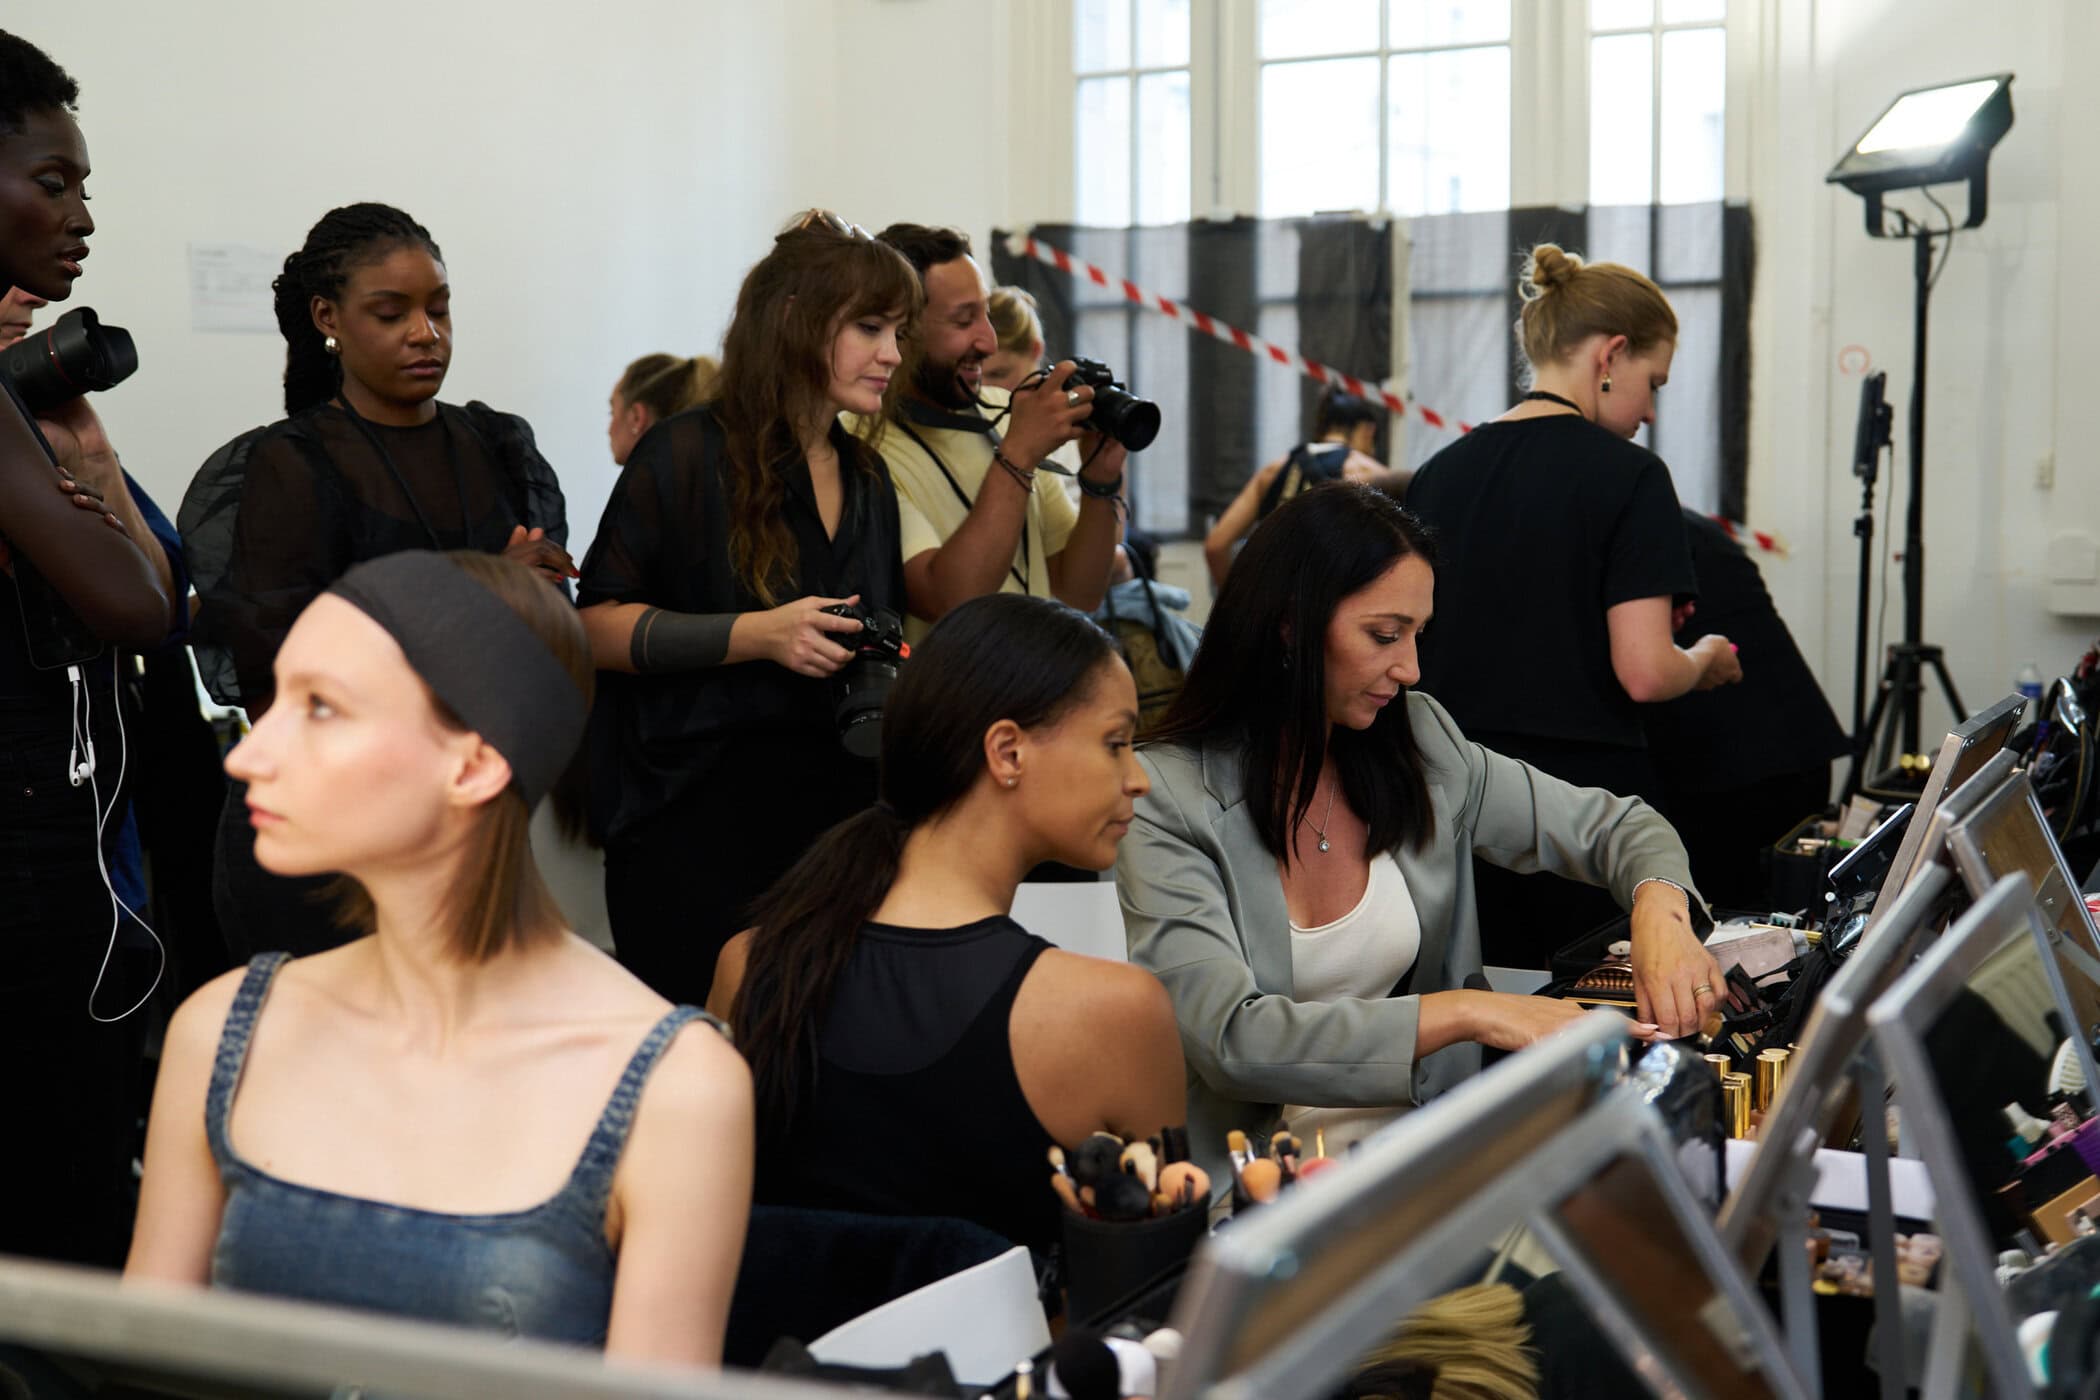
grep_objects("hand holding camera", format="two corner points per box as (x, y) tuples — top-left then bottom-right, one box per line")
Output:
(759, 593), (868, 679)
(1003, 360), (1094, 470)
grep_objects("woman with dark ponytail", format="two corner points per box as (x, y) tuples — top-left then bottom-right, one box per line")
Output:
(181, 202), (573, 961)
(706, 593), (1184, 1251)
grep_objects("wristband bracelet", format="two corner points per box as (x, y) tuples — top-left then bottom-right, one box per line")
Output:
(992, 449), (1036, 493)
(1076, 472), (1125, 499)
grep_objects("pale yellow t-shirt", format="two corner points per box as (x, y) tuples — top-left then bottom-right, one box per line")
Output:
(849, 387), (1079, 644)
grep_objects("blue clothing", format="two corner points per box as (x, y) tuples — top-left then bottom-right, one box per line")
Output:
(1091, 577), (1203, 672)
(206, 953), (716, 1347)
(110, 471), (187, 917)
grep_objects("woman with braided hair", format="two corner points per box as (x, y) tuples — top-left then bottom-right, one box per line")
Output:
(181, 202), (574, 961)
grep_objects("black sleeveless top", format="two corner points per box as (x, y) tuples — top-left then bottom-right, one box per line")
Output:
(755, 916), (1059, 1251)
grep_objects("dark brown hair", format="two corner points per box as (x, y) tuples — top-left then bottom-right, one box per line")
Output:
(1515, 243), (1677, 378)
(873, 222), (978, 417)
(1147, 484), (1439, 865)
(715, 211), (922, 605)
(330, 552), (594, 963)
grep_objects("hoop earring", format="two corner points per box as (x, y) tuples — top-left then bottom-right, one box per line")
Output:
(1600, 374), (1612, 393)
(324, 336), (340, 356)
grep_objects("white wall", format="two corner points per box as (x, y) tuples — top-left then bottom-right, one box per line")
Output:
(1747, 0), (2089, 742)
(15, 0), (874, 557)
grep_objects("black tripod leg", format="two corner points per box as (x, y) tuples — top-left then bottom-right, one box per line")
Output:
(1925, 653), (1967, 724)
(1874, 654), (1918, 774)
(1855, 662), (1898, 790)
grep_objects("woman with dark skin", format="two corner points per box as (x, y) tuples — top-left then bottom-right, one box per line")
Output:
(184, 203), (574, 962)
(0, 30), (181, 1269)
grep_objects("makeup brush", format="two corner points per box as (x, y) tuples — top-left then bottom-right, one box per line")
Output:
(1269, 1130), (1302, 1181)
(1297, 1126), (1336, 1179)
(1095, 1170), (1153, 1222)
(1048, 1146), (1084, 1215)
(1120, 1140), (1160, 1193)
(1226, 1129), (1253, 1210)
(1158, 1124), (1190, 1165)
(1240, 1157), (1283, 1204)
(1048, 1332), (1132, 1400)
(1158, 1160), (1210, 1212)
(1072, 1132), (1126, 1192)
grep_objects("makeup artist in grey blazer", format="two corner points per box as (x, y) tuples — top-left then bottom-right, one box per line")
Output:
(1115, 485), (1722, 1181)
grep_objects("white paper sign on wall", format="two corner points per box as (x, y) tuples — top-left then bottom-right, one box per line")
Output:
(188, 243), (280, 334)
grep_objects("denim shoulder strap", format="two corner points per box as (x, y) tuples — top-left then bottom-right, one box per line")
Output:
(204, 952), (293, 1165)
(561, 1005), (722, 1215)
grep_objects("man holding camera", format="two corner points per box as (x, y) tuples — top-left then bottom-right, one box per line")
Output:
(861, 224), (1124, 642)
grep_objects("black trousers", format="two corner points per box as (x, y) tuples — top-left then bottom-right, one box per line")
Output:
(1660, 764), (1833, 913)
(1466, 732), (1665, 972)
(1, 719), (150, 1268)
(605, 743), (877, 1008)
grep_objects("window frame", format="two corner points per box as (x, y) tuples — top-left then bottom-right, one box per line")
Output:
(1072, 0), (1197, 226)
(1020, 0), (1752, 228)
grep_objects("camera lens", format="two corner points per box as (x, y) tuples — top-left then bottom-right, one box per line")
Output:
(0, 307), (139, 415)
(1088, 384), (1161, 452)
(833, 658), (897, 759)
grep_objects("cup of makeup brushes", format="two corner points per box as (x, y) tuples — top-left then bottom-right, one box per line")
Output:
(1061, 1202), (1209, 1326)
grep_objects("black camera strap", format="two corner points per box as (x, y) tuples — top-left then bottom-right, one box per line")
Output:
(894, 417), (1029, 594)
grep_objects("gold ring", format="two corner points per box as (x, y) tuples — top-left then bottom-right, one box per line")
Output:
(1693, 983), (1715, 997)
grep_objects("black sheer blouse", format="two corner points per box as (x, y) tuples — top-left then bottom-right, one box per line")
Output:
(181, 401), (568, 708)
(578, 406), (908, 848)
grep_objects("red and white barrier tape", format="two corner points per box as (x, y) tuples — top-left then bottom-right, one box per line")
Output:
(1002, 231), (1472, 435)
(1005, 228), (1786, 556)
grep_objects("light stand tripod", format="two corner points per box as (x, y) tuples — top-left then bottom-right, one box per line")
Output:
(1844, 373), (1892, 800)
(1844, 209), (1968, 798)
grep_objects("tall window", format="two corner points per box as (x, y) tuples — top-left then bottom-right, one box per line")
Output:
(1074, 0), (1193, 226)
(1257, 0), (1511, 218)
(1589, 0), (1727, 207)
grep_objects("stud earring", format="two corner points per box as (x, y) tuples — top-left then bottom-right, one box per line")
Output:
(324, 336), (340, 356)
(1601, 374), (1612, 393)
(1006, 777), (1018, 788)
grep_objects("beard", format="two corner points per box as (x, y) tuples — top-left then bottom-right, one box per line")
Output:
(913, 351), (984, 410)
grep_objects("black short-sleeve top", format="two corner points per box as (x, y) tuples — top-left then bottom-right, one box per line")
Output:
(1405, 415), (1697, 750)
(576, 406), (909, 847)
(181, 400), (569, 709)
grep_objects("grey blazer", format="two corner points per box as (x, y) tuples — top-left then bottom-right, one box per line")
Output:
(1113, 691), (1704, 1185)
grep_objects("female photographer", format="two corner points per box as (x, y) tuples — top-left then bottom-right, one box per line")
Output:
(1117, 485), (1720, 1183)
(709, 593), (1183, 1251)
(0, 30), (182, 1268)
(1404, 245), (1741, 965)
(577, 211), (927, 1006)
(184, 202), (574, 961)
(128, 551), (750, 1364)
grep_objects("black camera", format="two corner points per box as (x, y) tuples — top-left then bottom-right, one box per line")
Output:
(1066, 356), (1160, 452)
(820, 603), (909, 759)
(0, 307), (138, 414)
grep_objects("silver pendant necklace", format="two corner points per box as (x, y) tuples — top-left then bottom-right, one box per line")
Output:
(1303, 779), (1339, 854)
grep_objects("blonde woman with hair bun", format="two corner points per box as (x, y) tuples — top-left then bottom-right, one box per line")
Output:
(607, 353), (719, 466)
(1403, 243), (1738, 983)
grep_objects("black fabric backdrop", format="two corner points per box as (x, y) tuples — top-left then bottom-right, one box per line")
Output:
(993, 203), (1752, 538)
